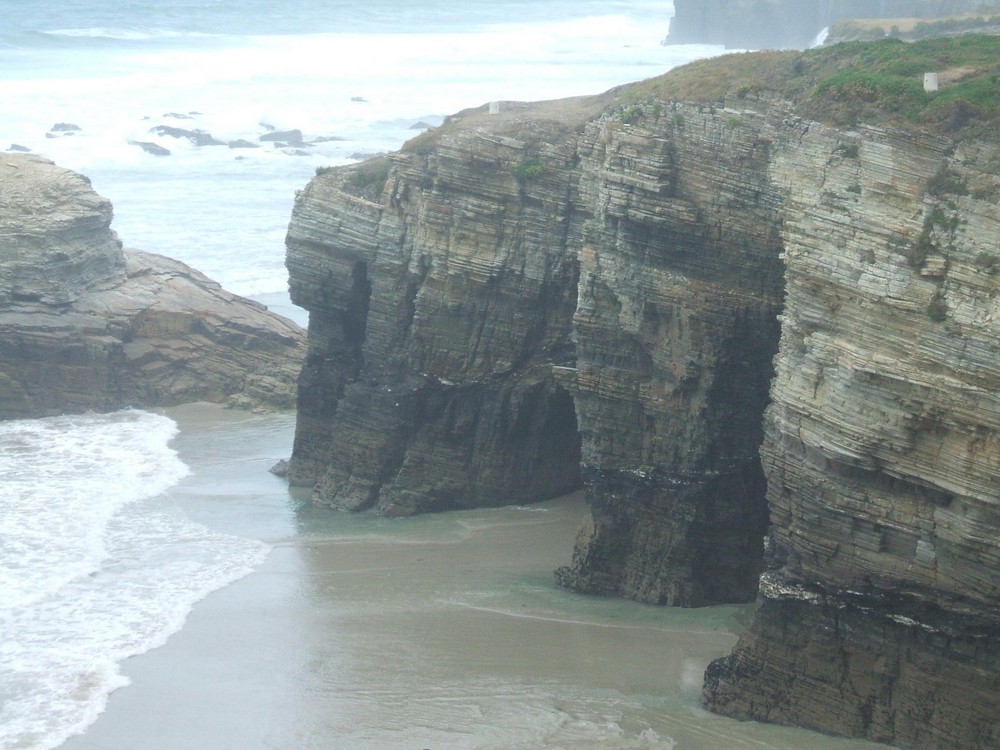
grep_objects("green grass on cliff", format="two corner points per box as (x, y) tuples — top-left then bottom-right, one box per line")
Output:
(399, 36), (1000, 160)
(636, 34), (1000, 138)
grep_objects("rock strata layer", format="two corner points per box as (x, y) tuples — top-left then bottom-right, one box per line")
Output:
(286, 98), (784, 605)
(286, 78), (1000, 746)
(702, 120), (1000, 749)
(0, 154), (304, 419)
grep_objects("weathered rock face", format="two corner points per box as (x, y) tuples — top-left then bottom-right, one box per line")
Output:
(286, 104), (590, 516)
(286, 99), (784, 604)
(667, 0), (984, 49)
(287, 81), (1000, 745)
(553, 106), (784, 605)
(702, 123), (1000, 748)
(0, 154), (126, 305)
(0, 154), (304, 419)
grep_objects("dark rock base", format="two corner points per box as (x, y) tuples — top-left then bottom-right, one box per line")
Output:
(703, 583), (1000, 749)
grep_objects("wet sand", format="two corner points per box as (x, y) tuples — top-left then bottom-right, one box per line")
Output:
(62, 404), (886, 750)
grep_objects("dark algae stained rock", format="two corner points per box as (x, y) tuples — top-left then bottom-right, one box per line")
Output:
(0, 153), (304, 418)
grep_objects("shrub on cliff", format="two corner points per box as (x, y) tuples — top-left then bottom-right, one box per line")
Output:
(510, 157), (544, 182)
(343, 157), (391, 200)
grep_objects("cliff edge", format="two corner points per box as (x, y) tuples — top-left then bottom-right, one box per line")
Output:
(0, 154), (304, 419)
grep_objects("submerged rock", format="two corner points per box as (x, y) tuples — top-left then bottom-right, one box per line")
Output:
(0, 153), (305, 419)
(260, 129), (305, 146)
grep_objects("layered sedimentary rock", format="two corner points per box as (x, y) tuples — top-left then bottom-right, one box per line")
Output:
(667, 0), (984, 49)
(0, 154), (304, 419)
(287, 68), (1000, 744)
(286, 98), (784, 603)
(554, 106), (784, 605)
(703, 122), (1000, 748)
(285, 105), (587, 516)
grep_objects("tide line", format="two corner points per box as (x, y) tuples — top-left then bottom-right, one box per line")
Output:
(442, 600), (732, 636)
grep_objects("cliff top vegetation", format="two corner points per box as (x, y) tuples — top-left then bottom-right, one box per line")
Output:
(397, 36), (1000, 159)
(636, 34), (1000, 138)
(827, 11), (1000, 43)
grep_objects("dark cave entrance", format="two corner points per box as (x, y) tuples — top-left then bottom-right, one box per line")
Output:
(527, 381), (583, 500)
(504, 373), (583, 501)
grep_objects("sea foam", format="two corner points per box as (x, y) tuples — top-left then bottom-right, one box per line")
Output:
(0, 410), (269, 750)
(0, 4), (716, 301)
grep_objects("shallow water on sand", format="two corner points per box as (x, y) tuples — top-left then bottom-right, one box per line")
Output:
(57, 404), (888, 750)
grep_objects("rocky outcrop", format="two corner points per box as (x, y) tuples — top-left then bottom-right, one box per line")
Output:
(0, 153), (304, 419)
(285, 97), (783, 603)
(667, 0), (985, 49)
(553, 105), (784, 605)
(285, 103), (590, 517)
(286, 66), (1000, 744)
(702, 122), (1000, 749)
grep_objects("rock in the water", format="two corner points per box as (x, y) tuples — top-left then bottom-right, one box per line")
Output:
(0, 153), (305, 418)
(129, 140), (171, 156)
(228, 139), (260, 149)
(50, 122), (82, 132)
(7, 144), (31, 153)
(260, 129), (304, 146)
(149, 125), (224, 146)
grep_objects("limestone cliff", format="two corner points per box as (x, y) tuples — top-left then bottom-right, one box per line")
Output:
(0, 154), (304, 419)
(286, 97), (783, 604)
(702, 118), (1000, 750)
(667, 0), (985, 49)
(285, 38), (1000, 748)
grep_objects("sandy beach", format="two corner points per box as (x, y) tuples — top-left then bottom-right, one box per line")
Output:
(59, 404), (885, 750)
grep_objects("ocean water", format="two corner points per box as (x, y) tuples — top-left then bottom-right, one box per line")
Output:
(0, 2), (757, 748)
(0, 0), (722, 321)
